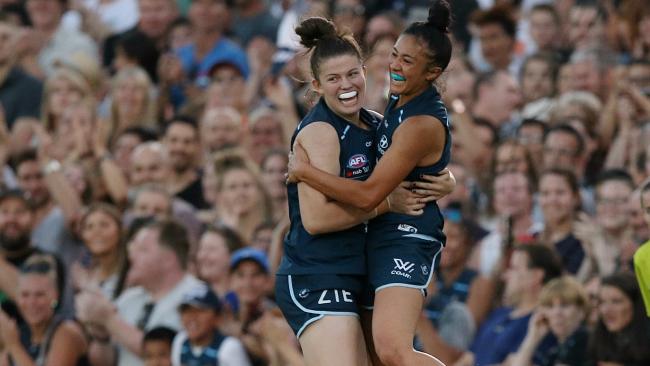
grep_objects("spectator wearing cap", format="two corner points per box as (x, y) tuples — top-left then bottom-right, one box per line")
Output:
(227, 247), (274, 363)
(0, 15), (43, 128)
(171, 283), (251, 365)
(417, 203), (493, 365)
(75, 219), (204, 366)
(167, 0), (248, 105)
(204, 58), (249, 117)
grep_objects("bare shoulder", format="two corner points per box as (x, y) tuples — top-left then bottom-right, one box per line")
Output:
(295, 121), (339, 147)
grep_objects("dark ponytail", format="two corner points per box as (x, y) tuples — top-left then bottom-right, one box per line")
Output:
(295, 17), (363, 80)
(404, 0), (453, 72)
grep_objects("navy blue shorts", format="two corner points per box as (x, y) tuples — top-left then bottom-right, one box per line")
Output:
(275, 274), (365, 337)
(362, 237), (444, 308)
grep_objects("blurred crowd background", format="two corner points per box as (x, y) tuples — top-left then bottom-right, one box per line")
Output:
(0, 0), (649, 365)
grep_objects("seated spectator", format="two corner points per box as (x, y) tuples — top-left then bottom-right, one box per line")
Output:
(0, 189), (42, 304)
(246, 107), (286, 165)
(537, 169), (586, 275)
(199, 106), (244, 157)
(457, 244), (563, 366)
(162, 117), (207, 210)
(104, 66), (157, 143)
(516, 119), (547, 169)
(260, 149), (288, 224)
(0, 15), (43, 128)
(508, 276), (590, 366)
(171, 284), (251, 365)
(75, 219), (203, 366)
(634, 180), (650, 316)
(196, 224), (243, 299)
(23, 0), (98, 78)
(519, 53), (557, 106)
(73, 203), (128, 300)
(142, 326), (176, 366)
(227, 248), (274, 364)
(0, 254), (88, 365)
(575, 169), (636, 277)
(418, 203), (492, 364)
(587, 272), (650, 365)
(206, 150), (272, 243)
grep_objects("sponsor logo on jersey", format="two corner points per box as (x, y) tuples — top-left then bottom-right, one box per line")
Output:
(347, 154), (368, 169)
(346, 154), (370, 177)
(397, 224), (418, 233)
(379, 135), (388, 149)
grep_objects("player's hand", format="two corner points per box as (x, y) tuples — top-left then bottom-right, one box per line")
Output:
(389, 182), (425, 215)
(286, 143), (309, 184)
(412, 168), (456, 202)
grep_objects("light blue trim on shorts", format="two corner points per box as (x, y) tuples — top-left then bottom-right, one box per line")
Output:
(287, 275), (359, 338)
(375, 241), (444, 294)
(403, 233), (436, 241)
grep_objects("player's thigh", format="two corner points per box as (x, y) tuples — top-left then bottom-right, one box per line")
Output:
(300, 315), (369, 366)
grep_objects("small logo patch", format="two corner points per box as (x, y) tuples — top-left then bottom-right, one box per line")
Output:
(347, 154), (368, 169)
(391, 258), (415, 279)
(379, 135), (388, 149)
(421, 265), (429, 276)
(397, 224), (417, 233)
(298, 289), (309, 299)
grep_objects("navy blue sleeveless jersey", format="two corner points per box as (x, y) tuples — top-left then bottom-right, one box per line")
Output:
(368, 85), (451, 244)
(277, 98), (380, 275)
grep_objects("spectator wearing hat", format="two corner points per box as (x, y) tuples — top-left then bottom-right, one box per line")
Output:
(160, 0), (248, 110)
(227, 247), (273, 364)
(417, 202), (493, 365)
(171, 283), (251, 365)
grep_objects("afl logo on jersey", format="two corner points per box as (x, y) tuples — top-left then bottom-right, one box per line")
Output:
(347, 154), (368, 169)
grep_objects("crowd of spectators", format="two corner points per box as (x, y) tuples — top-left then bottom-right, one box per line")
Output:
(0, 0), (649, 365)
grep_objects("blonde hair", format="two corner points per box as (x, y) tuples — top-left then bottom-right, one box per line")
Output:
(42, 68), (94, 132)
(109, 66), (157, 140)
(539, 276), (589, 314)
(212, 148), (273, 220)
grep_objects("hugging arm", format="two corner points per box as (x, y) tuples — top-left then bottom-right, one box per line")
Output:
(290, 116), (446, 211)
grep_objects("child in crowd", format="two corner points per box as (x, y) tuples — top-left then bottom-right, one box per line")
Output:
(171, 284), (251, 366)
(142, 327), (177, 366)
